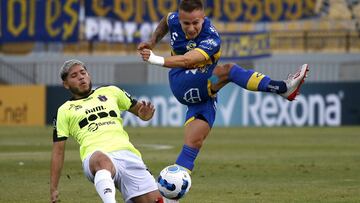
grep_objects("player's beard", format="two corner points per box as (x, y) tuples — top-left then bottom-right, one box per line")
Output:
(70, 81), (92, 98)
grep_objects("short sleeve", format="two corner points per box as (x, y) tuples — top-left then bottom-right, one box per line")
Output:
(53, 108), (69, 142)
(109, 86), (137, 111)
(194, 20), (221, 60)
(196, 37), (221, 60)
(167, 12), (176, 27)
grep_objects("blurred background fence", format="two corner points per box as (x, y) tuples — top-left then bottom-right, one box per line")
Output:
(1, 53), (360, 85)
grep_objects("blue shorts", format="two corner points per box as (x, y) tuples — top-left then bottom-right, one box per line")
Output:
(185, 98), (217, 128)
(169, 67), (217, 127)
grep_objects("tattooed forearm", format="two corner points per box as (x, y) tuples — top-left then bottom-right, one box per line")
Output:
(150, 15), (169, 46)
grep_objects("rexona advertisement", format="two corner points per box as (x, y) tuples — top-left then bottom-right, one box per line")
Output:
(118, 83), (359, 127)
(46, 83), (360, 127)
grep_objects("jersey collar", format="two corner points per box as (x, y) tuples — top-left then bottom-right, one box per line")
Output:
(70, 89), (95, 101)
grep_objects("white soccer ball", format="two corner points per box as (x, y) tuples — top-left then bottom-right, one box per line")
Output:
(157, 165), (192, 200)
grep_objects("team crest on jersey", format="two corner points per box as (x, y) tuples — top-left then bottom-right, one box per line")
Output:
(98, 95), (107, 102)
(186, 41), (197, 51)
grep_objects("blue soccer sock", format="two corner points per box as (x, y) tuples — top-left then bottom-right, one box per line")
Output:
(175, 145), (199, 172)
(266, 80), (287, 94)
(228, 64), (286, 93)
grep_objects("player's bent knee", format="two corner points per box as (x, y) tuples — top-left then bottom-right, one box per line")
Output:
(214, 63), (235, 76)
(223, 63), (235, 72)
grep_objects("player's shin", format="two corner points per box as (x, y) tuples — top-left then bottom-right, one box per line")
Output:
(94, 169), (116, 203)
(228, 64), (286, 93)
(175, 144), (199, 174)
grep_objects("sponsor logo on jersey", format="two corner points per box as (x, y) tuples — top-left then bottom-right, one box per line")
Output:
(98, 95), (108, 102)
(79, 106), (118, 130)
(69, 104), (82, 111)
(85, 106), (105, 114)
(87, 121), (116, 132)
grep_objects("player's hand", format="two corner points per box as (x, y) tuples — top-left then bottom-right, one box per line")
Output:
(50, 189), (59, 203)
(137, 41), (153, 51)
(139, 49), (151, 62)
(137, 100), (155, 121)
(139, 49), (165, 66)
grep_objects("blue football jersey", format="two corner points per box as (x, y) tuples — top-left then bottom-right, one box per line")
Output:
(167, 12), (222, 69)
(166, 12), (222, 127)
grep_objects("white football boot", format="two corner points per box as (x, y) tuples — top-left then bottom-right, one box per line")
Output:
(280, 64), (309, 101)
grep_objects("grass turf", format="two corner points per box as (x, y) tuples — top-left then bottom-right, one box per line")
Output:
(0, 126), (359, 203)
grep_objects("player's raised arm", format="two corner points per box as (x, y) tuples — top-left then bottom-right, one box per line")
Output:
(128, 100), (155, 121)
(137, 15), (169, 51)
(139, 48), (206, 69)
(50, 140), (66, 203)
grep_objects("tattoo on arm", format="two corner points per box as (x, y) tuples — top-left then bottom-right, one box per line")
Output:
(151, 16), (169, 46)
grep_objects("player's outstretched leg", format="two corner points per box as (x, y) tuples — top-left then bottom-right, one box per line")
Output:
(212, 63), (287, 94)
(211, 63), (309, 101)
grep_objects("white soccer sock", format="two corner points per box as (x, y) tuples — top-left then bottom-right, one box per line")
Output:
(94, 169), (116, 203)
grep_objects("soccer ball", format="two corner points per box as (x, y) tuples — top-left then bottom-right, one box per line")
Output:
(157, 165), (192, 200)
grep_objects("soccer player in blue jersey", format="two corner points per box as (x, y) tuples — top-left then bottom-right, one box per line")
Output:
(138, 0), (309, 174)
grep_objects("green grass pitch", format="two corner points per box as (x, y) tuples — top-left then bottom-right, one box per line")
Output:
(0, 126), (360, 203)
